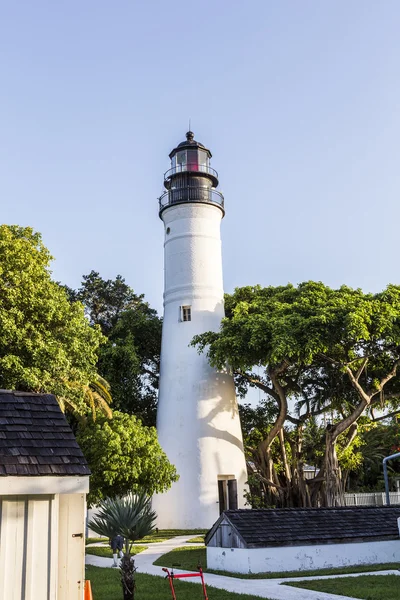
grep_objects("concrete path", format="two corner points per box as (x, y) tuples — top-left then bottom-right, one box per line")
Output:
(85, 535), (400, 600)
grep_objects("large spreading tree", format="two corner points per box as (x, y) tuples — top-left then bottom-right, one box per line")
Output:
(193, 282), (400, 507)
(0, 225), (105, 414)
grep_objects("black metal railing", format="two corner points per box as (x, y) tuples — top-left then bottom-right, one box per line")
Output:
(159, 187), (224, 213)
(164, 164), (219, 180)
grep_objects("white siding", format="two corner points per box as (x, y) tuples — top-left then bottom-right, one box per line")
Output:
(58, 493), (86, 600)
(0, 495), (57, 600)
(207, 539), (400, 574)
(0, 492), (86, 600)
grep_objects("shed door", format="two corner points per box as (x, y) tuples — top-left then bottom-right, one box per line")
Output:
(58, 494), (86, 600)
(0, 495), (57, 600)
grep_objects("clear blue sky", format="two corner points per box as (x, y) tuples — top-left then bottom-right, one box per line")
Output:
(1, 1), (399, 313)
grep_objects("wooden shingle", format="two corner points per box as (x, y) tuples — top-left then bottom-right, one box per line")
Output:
(206, 506), (400, 548)
(0, 390), (90, 477)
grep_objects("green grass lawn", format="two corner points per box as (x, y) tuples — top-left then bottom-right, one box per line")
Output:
(286, 574), (400, 599)
(86, 529), (207, 547)
(186, 535), (205, 543)
(86, 537), (108, 545)
(85, 565), (273, 600)
(154, 547), (206, 570)
(141, 529), (207, 544)
(154, 546), (400, 580)
(86, 545), (147, 558)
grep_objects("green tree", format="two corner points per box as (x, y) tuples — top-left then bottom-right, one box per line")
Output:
(0, 225), (105, 414)
(74, 270), (139, 335)
(193, 282), (400, 507)
(348, 418), (400, 491)
(77, 411), (179, 505)
(73, 272), (162, 425)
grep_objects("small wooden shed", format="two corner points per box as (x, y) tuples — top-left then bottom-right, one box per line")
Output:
(0, 390), (90, 600)
(206, 506), (400, 574)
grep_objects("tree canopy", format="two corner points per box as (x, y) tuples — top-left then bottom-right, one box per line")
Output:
(0, 225), (105, 414)
(73, 271), (162, 425)
(193, 282), (400, 506)
(77, 411), (179, 505)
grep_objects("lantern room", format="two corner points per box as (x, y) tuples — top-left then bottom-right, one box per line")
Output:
(159, 131), (224, 216)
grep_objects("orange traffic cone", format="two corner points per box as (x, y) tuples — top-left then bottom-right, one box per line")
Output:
(84, 580), (93, 600)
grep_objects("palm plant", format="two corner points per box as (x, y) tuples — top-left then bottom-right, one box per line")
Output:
(58, 374), (113, 420)
(88, 492), (156, 600)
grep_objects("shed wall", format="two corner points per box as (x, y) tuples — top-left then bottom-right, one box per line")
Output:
(207, 540), (400, 573)
(0, 492), (86, 600)
(58, 493), (86, 600)
(0, 495), (57, 600)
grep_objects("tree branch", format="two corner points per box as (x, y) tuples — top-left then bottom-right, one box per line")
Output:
(234, 370), (279, 402)
(370, 358), (400, 399)
(355, 357), (368, 382)
(371, 409), (400, 423)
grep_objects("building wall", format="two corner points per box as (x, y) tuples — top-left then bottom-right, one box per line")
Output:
(207, 540), (400, 573)
(153, 203), (248, 529)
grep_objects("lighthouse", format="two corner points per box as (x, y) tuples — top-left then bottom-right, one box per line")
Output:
(152, 132), (248, 529)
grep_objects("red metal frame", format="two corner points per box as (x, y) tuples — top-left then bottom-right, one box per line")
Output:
(162, 566), (209, 599)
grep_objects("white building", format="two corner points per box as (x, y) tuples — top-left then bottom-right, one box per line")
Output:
(206, 507), (400, 573)
(0, 390), (90, 600)
(152, 132), (248, 529)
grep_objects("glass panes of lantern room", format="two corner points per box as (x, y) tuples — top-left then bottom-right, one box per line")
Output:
(171, 149), (209, 174)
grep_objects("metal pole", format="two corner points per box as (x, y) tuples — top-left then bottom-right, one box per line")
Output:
(382, 452), (400, 505)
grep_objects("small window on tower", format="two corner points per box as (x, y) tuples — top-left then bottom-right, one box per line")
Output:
(181, 305), (191, 322)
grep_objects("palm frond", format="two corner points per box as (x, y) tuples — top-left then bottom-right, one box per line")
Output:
(88, 491), (156, 550)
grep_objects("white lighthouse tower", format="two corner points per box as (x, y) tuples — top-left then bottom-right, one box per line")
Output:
(152, 131), (248, 529)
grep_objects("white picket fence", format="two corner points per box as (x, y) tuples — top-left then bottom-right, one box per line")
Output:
(343, 492), (400, 506)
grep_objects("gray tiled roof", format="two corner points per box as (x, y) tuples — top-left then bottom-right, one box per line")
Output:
(206, 506), (400, 547)
(0, 390), (90, 477)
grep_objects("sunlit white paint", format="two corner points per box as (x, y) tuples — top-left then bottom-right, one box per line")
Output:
(0, 488), (87, 600)
(0, 475), (89, 495)
(207, 540), (400, 573)
(152, 203), (248, 528)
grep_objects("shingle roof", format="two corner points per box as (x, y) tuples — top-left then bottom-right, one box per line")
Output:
(0, 390), (90, 477)
(206, 506), (400, 548)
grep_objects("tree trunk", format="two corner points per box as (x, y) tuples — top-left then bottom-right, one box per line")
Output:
(120, 555), (136, 600)
(290, 424), (312, 507)
(324, 430), (344, 507)
(279, 428), (291, 484)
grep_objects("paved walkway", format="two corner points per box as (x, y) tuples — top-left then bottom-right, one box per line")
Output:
(85, 536), (400, 600)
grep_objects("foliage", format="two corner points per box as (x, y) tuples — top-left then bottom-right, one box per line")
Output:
(0, 225), (104, 414)
(286, 574), (400, 600)
(73, 271), (162, 425)
(88, 492), (157, 554)
(77, 411), (178, 505)
(348, 419), (400, 490)
(88, 492), (157, 600)
(73, 270), (138, 335)
(193, 282), (400, 507)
